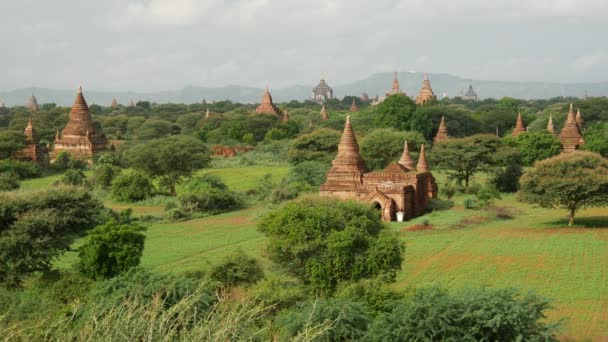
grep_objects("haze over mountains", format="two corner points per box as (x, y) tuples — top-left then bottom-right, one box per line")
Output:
(1, 72), (607, 107)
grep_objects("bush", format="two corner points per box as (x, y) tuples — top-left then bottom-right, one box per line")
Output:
(0, 159), (41, 179)
(513, 131), (562, 166)
(289, 160), (330, 187)
(111, 171), (155, 202)
(336, 277), (404, 314)
(0, 172), (20, 191)
(78, 220), (147, 280)
(210, 250), (264, 287)
(92, 164), (121, 189)
(52, 151), (87, 171)
(476, 183), (502, 207)
(491, 163), (522, 192)
(442, 182), (456, 199)
(165, 207), (191, 221)
(177, 174), (242, 214)
(258, 196), (404, 295)
(276, 298), (372, 341)
(57, 168), (87, 187)
(366, 287), (560, 341)
(287, 128), (341, 164)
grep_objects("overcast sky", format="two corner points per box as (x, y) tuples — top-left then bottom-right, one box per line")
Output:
(1, 0), (607, 92)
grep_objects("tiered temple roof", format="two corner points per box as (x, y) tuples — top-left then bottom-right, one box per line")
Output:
(255, 87), (282, 116)
(320, 104), (329, 121)
(349, 98), (358, 112)
(416, 144), (430, 172)
(512, 112), (526, 137)
(51, 87), (108, 162)
(26, 94), (39, 112)
(398, 141), (415, 170)
(310, 79), (333, 103)
(547, 114), (555, 134)
(387, 72), (406, 96)
(463, 84), (477, 100)
(415, 73), (437, 105)
(559, 104), (585, 153)
(434, 116), (449, 143)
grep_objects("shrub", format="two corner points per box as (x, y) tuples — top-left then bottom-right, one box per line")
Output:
(52, 151), (86, 171)
(0, 159), (41, 179)
(336, 277), (404, 314)
(366, 287), (560, 341)
(0, 172), (20, 191)
(513, 131), (562, 166)
(476, 184), (502, 207)
(111, 171), (155, 202)
(491, 163), (523, 193)
(442, 182), (456, 199)
(210, 250), (264, 287)
(289, 160), (330, 187)
(57, 168), (87, 187)
(177, 175), (242, 214)
(287, 128), (341, 164)
(92, 164), (121, 189)
(276, 298), (372, 341)
(165, 208), (190, 221)
(258, 196), (404, 295)
(78, 220), (147, 280)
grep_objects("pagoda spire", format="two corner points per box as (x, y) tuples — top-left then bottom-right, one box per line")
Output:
(111, 98), (118, 108)
(398, 141), (415, 170)
(416, 144), (430, 172)
(434, 116), (449, 143)
(332, 115), (367, 171)
(547, 113), (555, 134)
(392, 71), (400, 92)
(576, 108), (584, 131)
(559, 104), (585, 153)
(349, 98), (358, 112)
(24, 116), (37, 144)
(282, 109), (289, 123)
(512, 112), (526, 137)
(205, 108), (211, 119)
(320, 104), (329, 121)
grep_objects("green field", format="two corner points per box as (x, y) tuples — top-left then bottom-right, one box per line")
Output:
(20, 167), (608, 339)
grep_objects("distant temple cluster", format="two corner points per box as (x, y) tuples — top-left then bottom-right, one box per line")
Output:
(310, 79), (334, 103)
(320, 116), (438, 222)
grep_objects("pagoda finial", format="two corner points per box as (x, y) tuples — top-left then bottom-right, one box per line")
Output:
(416, 144), (430, 172)
(398, 140), (415, 170)
(576, 108), (584, 130)
(78, 85), (83, 94)
(282, 109), (289, 123)
(424, 72), (429, 81)
(547, 113), (555, 134)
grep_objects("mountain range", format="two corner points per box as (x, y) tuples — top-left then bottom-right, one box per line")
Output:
(1, 72), (607, 107)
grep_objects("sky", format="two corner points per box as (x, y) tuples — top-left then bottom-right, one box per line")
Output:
(1, 0), (607, 92)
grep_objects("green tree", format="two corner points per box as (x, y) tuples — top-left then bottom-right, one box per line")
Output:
(582, 122), (608, 157)
(210, 250), (264, 287)
(134, 119), (181, 140)
(360, 128), (426, 170)
(258, 196), (404, 295)
(0, 172), (20, 191)
(58, 169), (87, 186)
(366, 287), (559, 341)
(0, 130), (24, 159)
(78, 220), (147, 279)
(287, 128), (341, 164)
(510, 131), (562, 166)
(126, 136), (210, 195)
(373, 94), (416, 131)
(111, 171), (155, 202)
(92, 164), (121, 189)
(431, 135), (502, 188)
(519, 151), (608, 226)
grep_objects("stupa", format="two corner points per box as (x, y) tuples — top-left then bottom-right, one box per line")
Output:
(415, 73), (437, 105)
(558, 104), (584, 153)
(547, 114), (555, 134)
(50, 87), (108, 162)
(320, 116), (438, 222)
(255, 87), (282, 116)
(387, 72), (406, 96)
(111, 98), (118, 108)
(205, 108), (211, 119)
(433, 116), (449, 143)
(14, 117), (48, 163)
(576, 108), (584, 131)
(320, 104), (329, 121)
(349, 98), (358, 112)
(512, 113), (526, 137)
(282, 110), (289, 123)
(26, 94), (39, 112)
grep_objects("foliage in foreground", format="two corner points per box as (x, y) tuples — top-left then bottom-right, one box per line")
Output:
(519, 151), (608, 226)
(258, 196), (404, 295)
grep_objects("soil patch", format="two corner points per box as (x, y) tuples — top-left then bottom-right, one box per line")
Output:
(402, 224), (435, 232)
(449, 215), (489, 229)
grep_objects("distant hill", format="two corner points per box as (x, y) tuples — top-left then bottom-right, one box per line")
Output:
(1, 72), (607, 106)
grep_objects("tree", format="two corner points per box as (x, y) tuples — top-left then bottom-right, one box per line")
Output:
(366, 287), (559, 341)
(373, 94), (416, 131)
(510, 131), (562, 166)
(410, 105), (480, 140)
(0, 130), (25, 159)
(126, 136), (210, 195)
(209, 250), (264, 287)
(519, 151), (608, 226)
(0, 172), (20, 191)
(431, 135), (502, 188)
(134, 119), (181, 140)
(258, 196), (404, 295)
(177, 174), (242, 214)
(287, 128), (341, 164)
(58, 169), (87, 186)
(78, 220), (147, 279)
(360, 128), (426, 170)
(582, 122), (608, 157)
(111, 171), (155, 202)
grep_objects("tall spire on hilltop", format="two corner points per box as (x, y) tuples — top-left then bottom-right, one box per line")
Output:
(559, 103), (585, 153)
(576, 108), (584, 131)
(512, 112), (526, 137)
(392, 71), (400, 92)
(547, 113), (555, 134)
(282, 109), (289, 123)
(349, 98), (358, 112)
(398, 141), (415, 170)
(320, 103), (329, 121)
(416, 144), (430, 172)
(26, 94), (39, 112)
(434, 116), (449, 143)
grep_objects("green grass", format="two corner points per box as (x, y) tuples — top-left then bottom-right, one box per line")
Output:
(19, 167), (608, 338)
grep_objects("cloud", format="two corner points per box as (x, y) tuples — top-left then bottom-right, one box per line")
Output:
(109, 0), (220, 30)
(573, 51), (608, 72)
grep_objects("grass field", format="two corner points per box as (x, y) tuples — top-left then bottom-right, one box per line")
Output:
(20, 167), (608, 339)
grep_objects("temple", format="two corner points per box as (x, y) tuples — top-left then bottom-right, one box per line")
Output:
(547, 114), (555, 134)
(320, 104), (329, 121)
(282, 110), (289, 123)
(512, 112), (526, 137)
(434, 116), (449, 143)
(14, 117), (48, 163)
(415, 73), (437, 105)
(310, 79), (334, 103)
(255, 88), (282, 117)
(558, 104), (584, 153)
(128, 98), (135, 107)
(462, 84), (478, 100)
(26, 94), (39, 112)
(111, 98), (118, 108)
(320, 116), (438, 222)
(50, 87), (108, 162)
(349, 98), (358, 112)
(387, 72), (406, 97)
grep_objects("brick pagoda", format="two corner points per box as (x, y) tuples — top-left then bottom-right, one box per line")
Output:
(547, 113), (555, 134)
(254, 87), (282, 116)
(320, 116), (438, 222)
(349, 98), (358, 112)
(320, 104), (329, 121)
(415, 73), (437, 105)
(559, 104), (584, 153)
(14, 117), (48, 163)
(50, 87), (108, 162)
(434, 116), (449, 143)
(512, 112), (526, 137)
